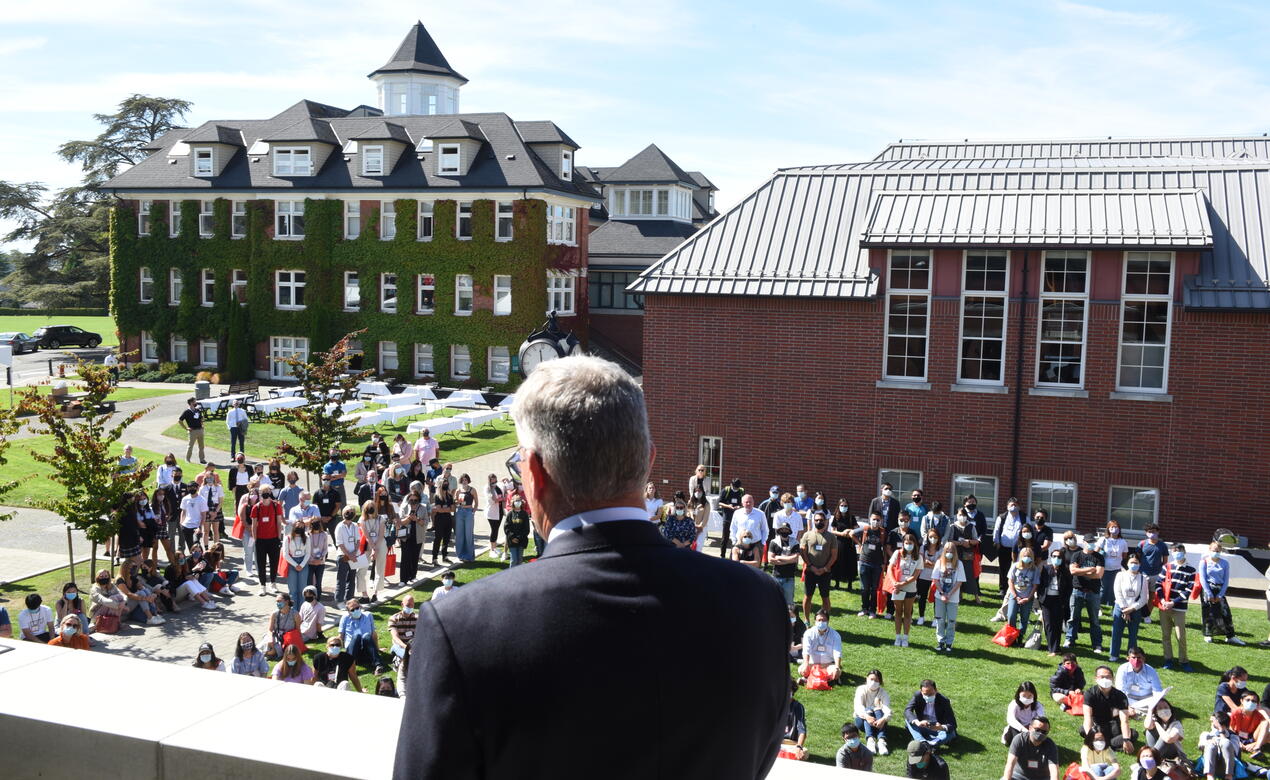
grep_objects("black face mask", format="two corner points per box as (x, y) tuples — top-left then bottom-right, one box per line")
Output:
(304, 594), (315, 602)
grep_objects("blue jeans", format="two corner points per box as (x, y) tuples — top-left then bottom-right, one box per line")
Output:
(773, 575), (795, 605)
(346, 632), (381, 670)
(856, 710), (887, 739)
(1067, 589), (1103, 649)
(286, 563), (307, 609)
(1110, 606), (1141, 660)
(455, 507), (476, 561)
(508, 546), (524, 566)
(858, 562), (880, 615)
(1100, 569), (1119, 607)
(907, 722), (956, 747)
(1006, 596), (1034, 637)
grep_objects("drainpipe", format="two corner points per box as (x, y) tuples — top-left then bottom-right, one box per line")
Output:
(1009, 252), (1030, 500)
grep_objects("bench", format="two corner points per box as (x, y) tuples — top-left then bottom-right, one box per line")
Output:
(224, 381), (260, 401)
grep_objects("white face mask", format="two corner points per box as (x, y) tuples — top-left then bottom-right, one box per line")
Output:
(1097, 677), (1113, 689)
(867, 679), (880, 691)
(1093, 740), (1106, 751)
(1019, 694), (1034, 705)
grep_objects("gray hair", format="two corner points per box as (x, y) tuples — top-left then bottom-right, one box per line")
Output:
(512, 355), (650, 510)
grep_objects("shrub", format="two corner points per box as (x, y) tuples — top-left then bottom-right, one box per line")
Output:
(158, 361), (179, 377)
(195, 370), (213, 382)
(167, 373), (196, 383)
(137, 371), (164, 382)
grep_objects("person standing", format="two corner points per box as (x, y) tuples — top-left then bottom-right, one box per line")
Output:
(768, 522), (799, 606)
(688, 464), (712, 499)
(1155, 544), (1196, 671)
(731, 493), (769, 553)
(852, 513), (888, 618)
(178, 398), (206, 464)
(103, 350), (120, 385)
(1006, 547), (1040, 642)
(397, 489), (428, 585)
(453, 473), (479, 563)
(758, 485), (782, 534)
(484, 474), (505, 561)
(800, 511), (839, 624)
(1039, 547), (1069, 656)
(306, 518), (329, 599)
(225, 400), (249, 457)
(393, 356), (788, 779)
(889, 531), (921, 647)
(945, 508), (980, 605)
(178, 483), (208, 554)
(503, 496), (530, 566)
(282, 521), (311, 609)
(904, 489), (929, 537)
(333, 508), (360, 604)
(1098, 521), (1128, 608)
(1110, 552), (1150, 662)
(322, 450), (348, 504)
(1068, 533), (1106, 654)
(993, 498), (1025, 601)
(930, 543), (966, 653)
(250, 488), (284, 596)
(1199, 542), (1246, 646)
(716, 477), (746, 557)
(869, 482), (901, 532)
(413, 429), (439, 469)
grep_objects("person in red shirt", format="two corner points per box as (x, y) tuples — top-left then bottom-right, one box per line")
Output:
(1230, 690), (1269, 758)
(47, 615), (91, 650)
(250, 487), (284, 595)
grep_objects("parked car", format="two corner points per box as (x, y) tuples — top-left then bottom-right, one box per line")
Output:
(0, 332), (39, 354)
(32, 325), (102, 349)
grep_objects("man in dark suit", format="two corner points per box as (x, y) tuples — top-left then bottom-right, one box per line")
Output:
(394, 356), (790, 780)
(869, 482), (902, 531)
(904, 679), (958, 748)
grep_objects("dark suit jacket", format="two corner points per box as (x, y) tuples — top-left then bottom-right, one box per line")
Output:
(904, 691), (958, 732)
(869, 496), (901, 531)
(393, 518), (790, 779)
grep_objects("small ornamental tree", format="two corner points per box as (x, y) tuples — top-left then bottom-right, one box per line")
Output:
(22, 361), (154, 580)
(275, 330), (374, 488)
(0, 402), (21, 524)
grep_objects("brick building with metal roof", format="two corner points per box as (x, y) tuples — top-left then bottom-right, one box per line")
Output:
(631, 137), (1270, 545)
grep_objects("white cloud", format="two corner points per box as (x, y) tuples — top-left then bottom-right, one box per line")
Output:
(0, 36), (46, 56)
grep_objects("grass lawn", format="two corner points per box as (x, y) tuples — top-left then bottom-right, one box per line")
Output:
(0, 436), (167, 507)
(0, 383), (188, 407)
(0, 561), (103, 605)
(0, 315), (117, 347)
(160, 406), (517, 465)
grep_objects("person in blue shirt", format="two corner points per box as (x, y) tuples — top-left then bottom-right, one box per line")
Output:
(1114, 647), (1163, 713)
(1199, 543), (1245, 646)
(340, 598), (388, 675)
(792, 484), (815, 517)
(1136, 523), (1169, 588)
(904, 489), (929, 536)
(322, 451), (348, 502)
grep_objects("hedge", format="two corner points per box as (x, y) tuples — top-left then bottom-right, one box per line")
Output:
(0, 307), (109, 317)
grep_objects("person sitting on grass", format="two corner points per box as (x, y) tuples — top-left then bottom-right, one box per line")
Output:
(797, 608), (842, 686)
(340, 598), (387, 676)
(1230, 690), (1269, 760)
(836, 722), (873, 771)
(783, 678), (808, 760)
(1081, 727), (1122, 778)
(787, 604), (807, 663)
(1142, 697), (1186, 763)
(905, 679), (957, 747)
(1050, 653), (1087, 709)
(1198, 711), (1239, 780)
(1129, 745), (1166, 779)
(47, 615), (89, 650)
(192, 642), (225, 671)
(54, 582), (88, 631)
(0, 606), (9, 638)
(1083, 665), (1137, 754)
(89, 569), (128, 628)
(906, 739), (950, 779)
(854, 668), (892, 755)
(313, 636), (364, 692)
(264, 594), (298, 659)
(1115, 647), (1163, 716)
(230, 632), (268, 677)
(1004, 681), (1046, 745)
(272, 642), (315, 685)
(1002, 716), (1059, 780)
(730, 530), (762, 568)
(299, 585), (326, 642)
(1216, 667), (1250, 716)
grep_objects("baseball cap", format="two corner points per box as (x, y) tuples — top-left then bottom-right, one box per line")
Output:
(907, 740), (928, 764)
(769, 485), (780, 493)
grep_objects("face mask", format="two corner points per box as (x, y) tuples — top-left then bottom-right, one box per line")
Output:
(815, 621), (828, 632)
(789, 616), (796, 624)
(845, 738), (861, 749)
(695, 492), (704, 500)
(1157, 708), (1172, 721)
(1035, 518), (1046, 526)
(922, 694), (935, 703)
(796, 491), (805, 499)
(1021, 556), (1032, 564)
(1209, 552), (1221, 561)
(1022, 532), (1033, 539)
(97, 577), (109, 585)
(1065, 538), (1077, 548)
(882, 489), (892, 497)
(814, 498), (824, 506)
(1128, 563), (1140, 573)
(305, 594), (315, 602)
(867, 679), (880, 690)
(915, 761), (927, 769)
(966, 504), (976, 511)
(815, 522), (826, 530)
(1051, 555), (1062, 565)
(286, 659), (297, 667)
(1009, 507), (1018, 515)
(1109, 527), (1120, 536)
(1235, 680), (1247, 689)
(402, 606), (414, 615)
(1141, 757), (1157, 770)
(839, 505), (848, 513)
(1093, 740), (1106, 751)
(928, 537), (938, 545)
(65, 591), (77, 600)
(903, 543), (914, 552)
(276, 602), (285, 610)
(944, 552), (954, 560)
(241, 642), (254, 651)
(327, 647), (341, 657)
(1243, 702), (1257, 713)
(1171, 551), (1185, 563)
(350, 609), (362, 619)
(782, 503), (793, 511)
(62, 626), (77, 636)
(513, 500), (522, 508)
(1097, 678), (1113, 689)
(1146, 532), (1158, 540)
(1031, 729), (1047, 742)
(1081, 541), (1093, 551)
(1130, 658), (1143, 670)
(442, 579), (454, 588)
(199, 653), (212, 663)
(779, 531), (791, 539)
(955, 517), (967, 526)
(1020, 694), (1034, 705)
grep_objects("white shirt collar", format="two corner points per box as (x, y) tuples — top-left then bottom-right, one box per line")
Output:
(547, 505), (648, 543)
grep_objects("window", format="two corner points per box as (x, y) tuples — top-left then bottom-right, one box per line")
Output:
(455, 275), (473, 315)
(231, 201), (247, 238)
(141, 331), (158, 362)
(198, 201), (214, 237)
(275, 270), (306, 309)
(199, 340), (218, 367)
(275, 200), (304, 239)
(194, 148), (213, 176)
(380, 273), (397, 313)
(381, 200), (396, 240)
(952, 475), (998, 522)
(1029, 480), (1077, 528)
(139, 267), (153, 303)
(456, 202), (472, 239)
(362, 145), (384, 176)
(416, 274), (435, 314)
(1108, 487), (1158, 533)
(269, 336), (308, 380)
(547, 205), (576, 244)
(1118, 251), (1173, 392)
(493, 275), (512, 315)
(170, 336), (188, 363)
(138, 200), (152, 236)
(879, 469), (923, 499)
(561, 150), (572, 181)
(168, 268), (182, 306)
(496, 201), (514, 240)
(884, 250), (931, 380)
(379, 341), (398, 373)
(413, 344), (434, 378)
(451, 345), (471, 380)
(344, 201), (360, 239)
(169, 201), (182, 237)
(343, 271), (360, 311)
(547, 274), (576, 315)
(273, 146), (312, 176)
(200, 269), (214, 306)
(230, 269), (247, 304)
(418, 201), (433, 240)
(589, 271), (644, 310)
(699, 436), (723, 493)
(346, 339), (365, 371)
(488, 346), (510, 383)
(438, 144), (460, 175)
(1037, 251), (1089, 386)
(958, 251), (1009, 383)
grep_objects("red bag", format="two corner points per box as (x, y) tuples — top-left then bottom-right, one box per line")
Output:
(991, 623), (1020, 647)
(1062, 690), (1085, 715)
(1063, 761), (1092, 780)
(806, 665), (832, 691)
(94, 612), (120, 634)
(230, 511), (245, 541)
(972, 549), (983, 578)
(281, 628), (307, 654)
(384, 550), (397, 577)
(209, 578), (225, 593)
(277, 556), (290, 578)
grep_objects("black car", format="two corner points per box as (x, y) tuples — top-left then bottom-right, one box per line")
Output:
(0, 332), (39, 354)
(32, 325), (102, 349)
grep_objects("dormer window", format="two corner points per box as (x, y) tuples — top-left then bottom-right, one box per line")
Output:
(362, 145), (384, 176)
(561, 150), (572, 181)
(273, 146), (312, 176)
(194, 148), (213, 176)
(438, 144), (460, 175)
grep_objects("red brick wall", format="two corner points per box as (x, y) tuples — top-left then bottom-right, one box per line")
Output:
(590, 312), (643, 362)
(642, 287), (1270, 545)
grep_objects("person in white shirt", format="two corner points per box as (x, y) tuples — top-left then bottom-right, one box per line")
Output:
(103, 351), (120, 385)
(413, 430), (439, 467)
(732, 493), (769, 548)
(225, 400), (249, 457)
(156, 454), (178, 489)
(854, 669), (894, 754)
(282, 524), (312, 609)
(18, 594), (55, 642)
(179, 484), (208, 554)
(772, 493), (806, 542)
(798, 608), (842, 685)
(197, 470), (224, 546)
(644, 482), (663, 522)
(334, 509), (361, 604)
(287, 491), (320, 535)
(432, 573), (457, 600)
(1097, 521), (1128, 609)
(298, 585), (326, 641)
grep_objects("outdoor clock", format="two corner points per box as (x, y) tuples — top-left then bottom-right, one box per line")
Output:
(518, 311), (581, 377)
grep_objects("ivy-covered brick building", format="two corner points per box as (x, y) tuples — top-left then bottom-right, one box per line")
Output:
(103, 21), (595, 387)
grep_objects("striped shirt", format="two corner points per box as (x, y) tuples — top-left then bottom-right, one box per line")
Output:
(1155, 562), (1197, 610)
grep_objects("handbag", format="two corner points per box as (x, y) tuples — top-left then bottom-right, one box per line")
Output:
(94, 612), (120, 634)
(1062, 690), (1085, 714)
(277, 556), (290, 578)
(991, 623), (1020, 647)
(806, 665), (832, 691)
(1024, 629), (1042, 650)
(281, 628), (307, 654)
(1063, 762), (1092, 780)
(384, 550), (397, 577)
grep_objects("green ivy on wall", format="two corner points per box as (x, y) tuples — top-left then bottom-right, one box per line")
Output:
(110, 195), (578, 387)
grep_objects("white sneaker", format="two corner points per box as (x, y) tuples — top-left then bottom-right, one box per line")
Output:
(260, 589), (269, 596)
(201, 601), (218, 610)
(146, 615), (164, 626)
(876, 737), (889, 756)
(1205, 636), (1214, 643)
(866, 737), (877, 753)
(894, 637), (903, 646)
(991, 610), (1006, 622)
(1228, 636), (1247, 646)
(915, 617), (925, 626)
(902, 636), (910, 647)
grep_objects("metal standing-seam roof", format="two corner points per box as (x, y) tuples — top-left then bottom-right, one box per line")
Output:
(874, 135), (1270, 162)
(861, 190), (1213, 249)
(629, 153), (1270, 310)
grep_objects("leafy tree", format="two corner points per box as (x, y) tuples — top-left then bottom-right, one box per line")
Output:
(275, 331), (374, 488)
(0, 403), (21, 524)
(21, 361), (154, 581)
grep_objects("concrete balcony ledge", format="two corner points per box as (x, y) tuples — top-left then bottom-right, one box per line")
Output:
(949, 383), (1009, 394)
(0, 638), (879, 779)
(1109, 391), (1173, 402)
(1027, 387), (1089, 399)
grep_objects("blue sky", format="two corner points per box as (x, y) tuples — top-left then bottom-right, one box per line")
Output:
(5, 0), (1270, 238)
